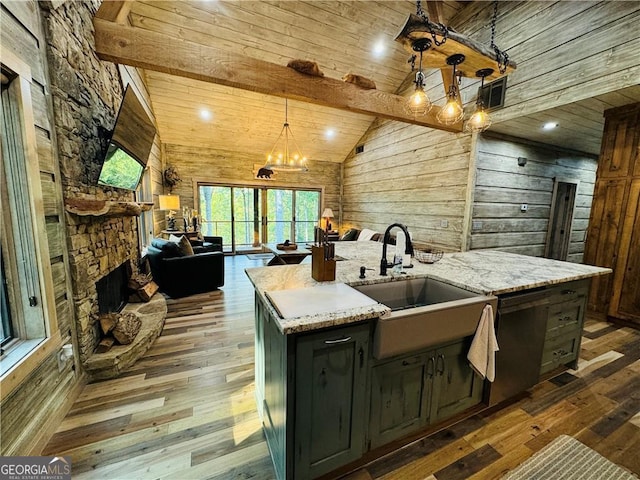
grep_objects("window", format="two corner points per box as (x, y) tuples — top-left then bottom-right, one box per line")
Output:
(198, 183), (321, 253)
(1, 52), (59, 389)
(1, 251), (13, 346)
(136, 166), (153, 250)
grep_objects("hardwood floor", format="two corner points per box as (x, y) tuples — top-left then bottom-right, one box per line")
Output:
(43, 255), (640, 479)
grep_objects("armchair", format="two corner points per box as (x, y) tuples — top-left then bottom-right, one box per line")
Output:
(146, 238), (224, 298)
(191, 235), (223, 254)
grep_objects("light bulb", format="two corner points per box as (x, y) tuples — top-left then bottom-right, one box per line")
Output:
(437, 97), (464, 125)
(465, 107), (492, 133)
(406, 86), (432, 117)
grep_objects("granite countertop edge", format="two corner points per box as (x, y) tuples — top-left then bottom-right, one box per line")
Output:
(246, 244), (612, 334)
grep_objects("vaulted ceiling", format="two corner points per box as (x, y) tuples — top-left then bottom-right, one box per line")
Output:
(96, 1), (640, 161)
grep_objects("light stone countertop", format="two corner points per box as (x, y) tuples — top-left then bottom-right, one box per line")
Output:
(245, 242), (611, 334)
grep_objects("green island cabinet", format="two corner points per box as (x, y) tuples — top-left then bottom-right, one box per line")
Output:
(369, 337), (483, 449)
(255, 278), (592, 479)
(254, 294), (484, 480)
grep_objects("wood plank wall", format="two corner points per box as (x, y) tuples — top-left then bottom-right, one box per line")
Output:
(0, 0), (79, 455)
(342, 1), (637, 253)
(449, 1), (640, 123)
(161, 144), (341, 234)
(469, 134), (598, 262)
(341, 119), (472, 251)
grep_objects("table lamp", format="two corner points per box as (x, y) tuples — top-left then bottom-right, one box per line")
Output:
(321, 208), (334, 232)
(158, 194), (180, 231)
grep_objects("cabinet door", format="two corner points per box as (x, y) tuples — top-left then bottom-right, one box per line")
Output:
(369, 352), (434, 449)
(254, 294), (266, 419)
(263, 305), (289, 480)
(431, 339), (484, 422)
(294, 323), (369, 480)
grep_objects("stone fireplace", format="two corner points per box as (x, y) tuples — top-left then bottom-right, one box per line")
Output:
(40, 2), (145, 363)
(67, 215), (142, 361)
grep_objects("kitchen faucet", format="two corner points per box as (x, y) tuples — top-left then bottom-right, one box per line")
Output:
(380, 223), (414, 276)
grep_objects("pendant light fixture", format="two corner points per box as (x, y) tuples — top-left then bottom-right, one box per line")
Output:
(436, 53), (465, 125)
(264, 99), (308, 172)
(465, 68), (494, 133)
(405, 38), (432, 117)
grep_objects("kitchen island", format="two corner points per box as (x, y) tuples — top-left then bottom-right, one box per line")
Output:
(246, 242), (610, 480)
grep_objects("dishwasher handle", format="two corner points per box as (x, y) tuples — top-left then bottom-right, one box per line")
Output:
(499, 289), (550, 313)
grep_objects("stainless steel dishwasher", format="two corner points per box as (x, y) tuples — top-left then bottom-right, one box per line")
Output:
(488, 288), (550, 406)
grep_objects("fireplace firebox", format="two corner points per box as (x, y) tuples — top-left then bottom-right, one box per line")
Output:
(96, 262), (130, 314)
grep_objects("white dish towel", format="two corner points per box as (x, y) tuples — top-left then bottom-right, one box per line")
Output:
(467, 304), (499, 382)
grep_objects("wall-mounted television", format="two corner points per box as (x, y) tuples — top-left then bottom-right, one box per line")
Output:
(97, 85), (156, 191)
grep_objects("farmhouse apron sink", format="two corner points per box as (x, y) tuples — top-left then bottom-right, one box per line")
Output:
(353, 278), (498, 359)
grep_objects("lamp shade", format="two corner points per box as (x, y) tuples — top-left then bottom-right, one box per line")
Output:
(321, 208), (334, 218)
(158, 194), (180, 211)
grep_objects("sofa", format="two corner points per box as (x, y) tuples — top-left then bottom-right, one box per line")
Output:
(339, 228), (396, 244)
(146, 238), (224, 298)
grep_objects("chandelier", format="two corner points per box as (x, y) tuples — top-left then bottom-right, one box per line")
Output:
(396, 0), (515, 131)
(264, 99), (308, 172)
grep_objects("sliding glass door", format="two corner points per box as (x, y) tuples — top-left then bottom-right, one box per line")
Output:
(294, 190), (320, 243)
(266, 189), (293, 244)
(198, 183), (321, 253)
(199, 186), (232, 251)
(234, 187), (261, 252)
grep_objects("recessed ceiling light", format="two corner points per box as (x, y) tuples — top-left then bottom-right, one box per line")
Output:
(372, 39), (386, 58)
(543, 122), (558, 130)
(325, 128), (336, 140)
(199, 108), (212, 121)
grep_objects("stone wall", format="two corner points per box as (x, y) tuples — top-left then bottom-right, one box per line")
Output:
(42, 1), (142, 361)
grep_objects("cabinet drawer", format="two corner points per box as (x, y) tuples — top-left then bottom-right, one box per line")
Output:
(546, 280), (589, 305)
(540, 332), (580, 374)
(546, 297), (585, 338)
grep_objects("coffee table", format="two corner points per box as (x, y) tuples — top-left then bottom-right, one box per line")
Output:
(263, 243), (312, 266)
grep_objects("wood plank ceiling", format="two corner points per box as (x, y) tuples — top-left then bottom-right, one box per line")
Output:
(127, 0), (467, 163)
(123, 1), (638, 161)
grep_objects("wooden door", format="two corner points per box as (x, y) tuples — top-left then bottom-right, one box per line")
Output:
(584, 178), (627, 312)
(294, 323), (369, 479)
(609, 178), (640, 321)
(368, 352), (434, 449)
(431, 339), (484, 422)
(585, 103), (640, 322)
(597, 108), (639, 178)
(546, 180), (577, 260)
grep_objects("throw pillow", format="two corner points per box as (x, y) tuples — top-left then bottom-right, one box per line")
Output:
(177, 235), (194, 256)
(357, 228), (377, 241)
(340, 228), (360, 241)
(168, 234), (182, 243)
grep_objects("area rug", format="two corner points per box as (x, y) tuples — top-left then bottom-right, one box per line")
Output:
(501, 435), (638, 479)
(245, 253), (274, 261)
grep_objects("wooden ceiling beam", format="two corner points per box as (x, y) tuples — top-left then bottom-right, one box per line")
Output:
(95, 1), (133, 24)
(93, 18), (462, 133)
